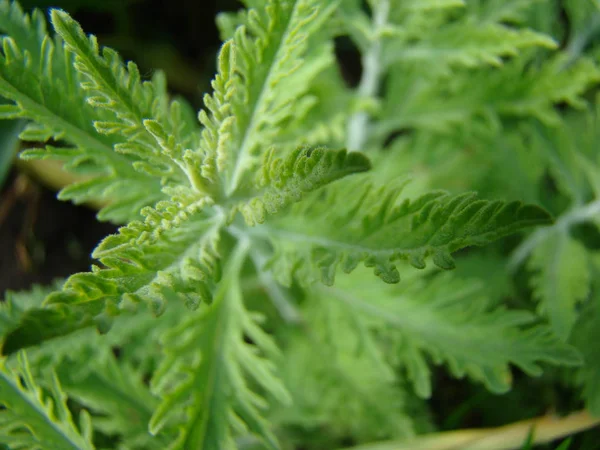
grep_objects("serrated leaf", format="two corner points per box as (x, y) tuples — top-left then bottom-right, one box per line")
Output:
(0, 1), (166, 222)
(324, 269), (581, 398)
(50, 10), (208, 193)
(275, 293), (416, 443)
(529, 232), (591, 340)
(256, 179), (552, 286)
(2, 198), (221, 354)
(214, 0), (340, 194)
(237, 147), (370, 225)
(57, 352), (171, 449)
(150, 243), (290, 450)
(384, 22), (556, 70)
(378, 55), (600, 137)
(0, 353), (95, 450)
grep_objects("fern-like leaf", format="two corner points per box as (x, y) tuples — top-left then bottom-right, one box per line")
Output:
(324, 269), (581, 398)
(0, 1), (170, 222)
(529, 232), (591, 340)
(149, 242), (290, 449)
(275, 294), (416, 444)
(253, 180), (551, 286)
(377, 55), (600, 137)
(50, 10), (208, 194)
(384, 22), (555, 70)
(210, 0), (340, 194)
(2, 199), (222, 354)
(0, 353), (95, 450)
(237, 147), (370, 225)
(57, 352), (170, 449)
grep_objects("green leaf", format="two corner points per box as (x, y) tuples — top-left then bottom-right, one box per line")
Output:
(1, 305), (96, 355)
(554, 437), (574, 450)
(377, 55), (600, 137)
(571, 290), (600, 415)
(0, 118), (22, 188)
(0, 282), (62, 336)
(214, 0), (341, 194)
(0, 352), (95, 450)
(254, 179), (552, 286)
(150, 242), (290, 450)
(472, 0), (546, 24)
(50, 10), (208, 194)
(529, 232), (591, 340)
(2, 198), (222, 354)
(383, 22), (556, 70)
(237, 147), (370, 225)
(0, 0), (166, 222)
(1, 283), (178, 448)
(57, 352), (171, 449)
(324, 269), (582, 398)
(0, 1), (591, 448)
(275, 293), (416, 444)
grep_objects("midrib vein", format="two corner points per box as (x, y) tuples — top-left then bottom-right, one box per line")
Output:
(227, 0), (302, 195)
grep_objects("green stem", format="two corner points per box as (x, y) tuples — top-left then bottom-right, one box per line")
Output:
(346, 0), (389, 151)
(508, 198), (600, 271)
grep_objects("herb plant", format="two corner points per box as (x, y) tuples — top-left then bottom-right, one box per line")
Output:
(1, 0), (600, 449)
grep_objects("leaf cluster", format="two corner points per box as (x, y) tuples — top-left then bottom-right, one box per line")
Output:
(1, 0), (599, 449)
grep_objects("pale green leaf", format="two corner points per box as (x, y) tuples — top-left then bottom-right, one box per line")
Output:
(214, 0), (341, 194)
(274, 293), (416, 444)
(236, 147), (370, 225)
(2, 197), (221, 353)
(325, 269), (582, 398)
(377, 55), (600, 137)
(529, 232), (591, 340)
(57, 353), (170, 449)
(150, 243), (290, 450)
(0, 0), (165, 222)
(253, 179), (552, 286)
(0, 353), (95, 450)
(383, 23), (555, 70)
(50, 10), (208, 194)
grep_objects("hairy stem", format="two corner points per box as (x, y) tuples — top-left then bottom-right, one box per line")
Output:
(226, 1), (301, 195)
(228, 224), (302, 324)
(346, 0), (389, 151)
(508, 198), (600, 270)
(249, 247), (303, 324)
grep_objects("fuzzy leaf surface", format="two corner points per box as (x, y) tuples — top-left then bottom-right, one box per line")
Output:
(324, 269), (582, 398)
(50, 10), (208, 193)
(236, 147), (370, 225)
(211, 0), (340, 194)
(529, 232), (591, 340)
(150, 243), (290, 450)
(0, 353), (95, 450)
(255, 180), (552, 286)
(2, 198), (221, 354)
(0, 1), (169, 222)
